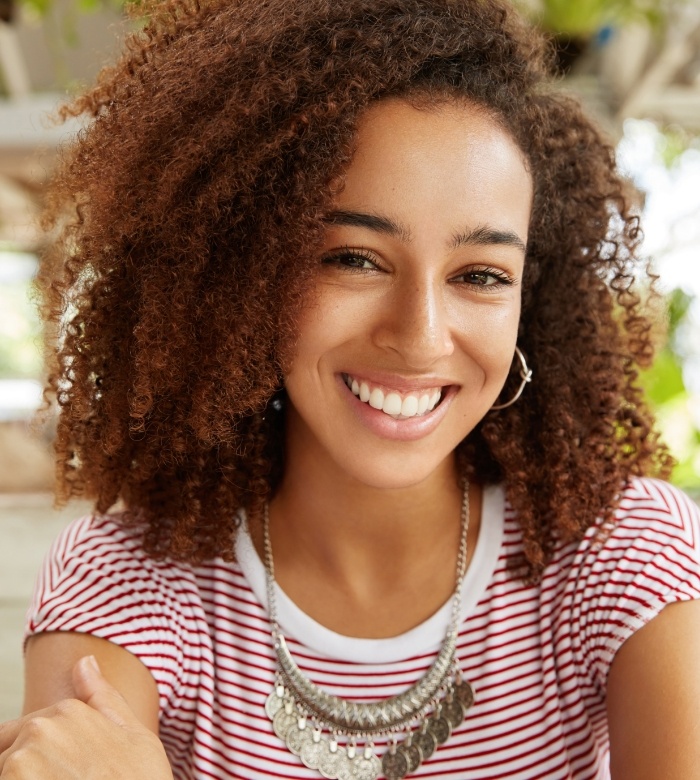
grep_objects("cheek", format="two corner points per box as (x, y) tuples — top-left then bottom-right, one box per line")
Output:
(453, 297), (521, 366)
(283, 297), (342, 383)
(290, 284), (369, 364)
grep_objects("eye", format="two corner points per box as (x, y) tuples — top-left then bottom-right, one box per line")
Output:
(321, 247), (380, 272)
(453, 266), (515, 290)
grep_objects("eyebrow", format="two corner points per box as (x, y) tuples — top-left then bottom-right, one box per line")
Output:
(451, 224), (527, 253)
(324, 210), (412, 242)
(324, 209), (526, 253)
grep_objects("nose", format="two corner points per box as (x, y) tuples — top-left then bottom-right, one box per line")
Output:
(372, 276), (455, 368)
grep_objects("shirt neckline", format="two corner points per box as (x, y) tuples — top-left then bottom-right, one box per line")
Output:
(236, 483), (504, 663)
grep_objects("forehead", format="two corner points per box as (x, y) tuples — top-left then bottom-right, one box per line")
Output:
(332, 98), (533, 242)
(346, 97), (532, 196)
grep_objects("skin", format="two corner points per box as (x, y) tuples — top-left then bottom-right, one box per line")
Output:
(1, 98), (699, 779)
(606, 600), (700, 779)
(0, 651), (170, 779)
(265, 98), (530, 637)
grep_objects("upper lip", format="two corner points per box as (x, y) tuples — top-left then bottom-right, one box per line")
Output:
(341, 370), (457, 393)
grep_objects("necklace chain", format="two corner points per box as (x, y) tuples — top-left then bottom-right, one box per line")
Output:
(262, 483), (474, 780)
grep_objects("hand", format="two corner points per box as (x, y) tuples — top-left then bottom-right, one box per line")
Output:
(0, 655), (173, 779)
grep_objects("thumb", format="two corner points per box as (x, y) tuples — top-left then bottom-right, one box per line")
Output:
(72, 655), (137, 728)
(0, 715), (24, 753)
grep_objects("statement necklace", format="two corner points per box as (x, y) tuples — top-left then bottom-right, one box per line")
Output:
(263, 486), (475, 780)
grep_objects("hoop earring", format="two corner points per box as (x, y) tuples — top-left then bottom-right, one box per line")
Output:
(491, 346), (532, 410)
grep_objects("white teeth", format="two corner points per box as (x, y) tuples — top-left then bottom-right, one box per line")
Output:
(383, 393), (402, 416)
(344, 374), (444, 420)
(401, 395), (419, 417)
(369, 388), (384, 410)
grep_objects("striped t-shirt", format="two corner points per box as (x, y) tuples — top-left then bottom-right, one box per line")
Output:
(26, 477), (700, 779)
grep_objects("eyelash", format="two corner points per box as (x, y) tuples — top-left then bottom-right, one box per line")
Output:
(321, 249), (516, 290)
(452, 266), (516, 290)
(321, 247), (378, 272)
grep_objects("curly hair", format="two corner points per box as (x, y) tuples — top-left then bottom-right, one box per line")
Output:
(37, 0), (672, 576)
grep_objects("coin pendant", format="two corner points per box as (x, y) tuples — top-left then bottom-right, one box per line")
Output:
(429, 713), (451, 745)
(265, 690), (284, 720)
(415, 727), (437, 761)
(319, 744), (348, 779)
(455, 679), (475, 710)
(286, 723), (313, 756)
(336, 756), (356, 780)
(301, 736), (326, 771)
(399, 741), (422, 774)
(337, 753), (355, 780)
(350, 752), (382, 780)
(272, 708), (297, 741)
(381, 748), (408, 780)
(442, 697), (465, 729)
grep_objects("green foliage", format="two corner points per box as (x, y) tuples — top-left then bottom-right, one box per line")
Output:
(639, 288), (700, 493)
(17, 0), (668, 35)
(654, 126), (700, 169)
(17, 0), (121, 15)
(0, 279), (42, 379)
(17, 0), (49, 15)
(642, 348), (686, 406)
(14, 0), (126, 50)
(515, 0), (670, 36)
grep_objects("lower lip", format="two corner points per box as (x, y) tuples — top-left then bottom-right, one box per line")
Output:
(338, 376), (457, 442)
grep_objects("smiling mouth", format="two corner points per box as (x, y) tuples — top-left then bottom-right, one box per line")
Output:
(342, 373), (446, 420)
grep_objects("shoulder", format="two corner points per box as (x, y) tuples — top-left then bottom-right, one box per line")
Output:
(43, 512), (193, 578)
(570, 476), (700, 640)
(43, 512), (148, 565)
(35, 513), (190, 598)
(575, 476), (700, 593)
(558, 478), (700, 689)
(615, 476), (700, 533)
(28, 512), (201, 635)
(541, 477), (699, 587)
(27, 513), (217, 702)
(26, 514), (210, 716)
(604, 481), (700, 778)
(601, 477), (700, 564)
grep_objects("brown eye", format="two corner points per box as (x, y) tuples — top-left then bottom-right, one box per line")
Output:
(321, 247), (379, 271)
(453, 266), (515, 288)
(465, 271), (498, 286)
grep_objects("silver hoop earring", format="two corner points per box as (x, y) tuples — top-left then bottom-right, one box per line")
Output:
(491, 346), (533, 410)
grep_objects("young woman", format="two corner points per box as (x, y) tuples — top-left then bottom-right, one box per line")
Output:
(1, 0), (699, 778)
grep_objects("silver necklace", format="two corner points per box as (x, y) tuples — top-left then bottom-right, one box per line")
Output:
(263, 485), (475, 780)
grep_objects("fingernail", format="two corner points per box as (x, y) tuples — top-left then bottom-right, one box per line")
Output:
(84, 655), (101, 675)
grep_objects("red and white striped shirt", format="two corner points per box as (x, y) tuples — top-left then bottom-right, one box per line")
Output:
(26, 478), (700, 779)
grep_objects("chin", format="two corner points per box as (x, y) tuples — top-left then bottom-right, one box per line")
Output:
(333, 449), (456, 492)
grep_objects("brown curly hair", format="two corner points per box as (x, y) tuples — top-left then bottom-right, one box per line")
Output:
(37, 0), (672, 576)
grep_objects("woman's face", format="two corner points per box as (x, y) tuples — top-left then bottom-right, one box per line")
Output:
(284, 98), (533, 490)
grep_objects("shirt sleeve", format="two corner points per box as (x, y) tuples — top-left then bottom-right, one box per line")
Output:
(25, 514), (205, 713)
(571, 478), (700, 693)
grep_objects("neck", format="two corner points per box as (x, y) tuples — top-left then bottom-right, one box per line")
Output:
(255, 420), (480, 638)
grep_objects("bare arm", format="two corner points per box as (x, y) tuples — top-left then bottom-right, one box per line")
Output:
(23, 631), (160, 731)
(0, 632), (170, 779)
(607, 599), (700, 780)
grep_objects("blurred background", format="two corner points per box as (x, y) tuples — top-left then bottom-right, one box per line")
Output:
(1, 0), (699, 719)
